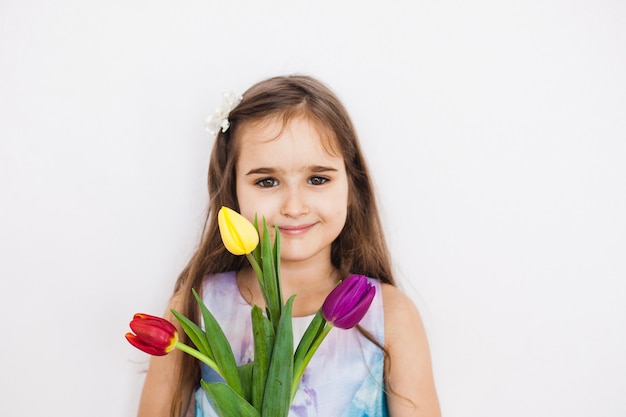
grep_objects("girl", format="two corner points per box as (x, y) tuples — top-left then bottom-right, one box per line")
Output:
(137, 75), (441, 417)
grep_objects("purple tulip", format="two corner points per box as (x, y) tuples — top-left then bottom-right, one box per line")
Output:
(322, 274), (376, 329)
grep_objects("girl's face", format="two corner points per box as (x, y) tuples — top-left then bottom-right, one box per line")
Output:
(235, 116), (349, 266)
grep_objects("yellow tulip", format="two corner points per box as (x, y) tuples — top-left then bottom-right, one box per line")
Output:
(218, 206), (259, 255)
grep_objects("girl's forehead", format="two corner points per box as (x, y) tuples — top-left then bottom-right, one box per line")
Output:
(236, 115), (342, 158)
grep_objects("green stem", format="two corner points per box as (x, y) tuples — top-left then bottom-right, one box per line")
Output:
(291, 324), (333, 401)
(246, 253), (265, 291)
(175, 341), (224, 379)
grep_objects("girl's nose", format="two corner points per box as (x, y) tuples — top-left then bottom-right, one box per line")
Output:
(280, 188), (309, 218)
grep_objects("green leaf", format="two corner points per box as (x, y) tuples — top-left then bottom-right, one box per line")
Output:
(170, 308), (214, 360)
(251, 305), (274, 409)
(201, 381), (260, 417)
(245, 216), (264, 291)
(262, 295), (295, 417)
(193, 289), (244, 397)
(238, 362), (254, 404)
(273, 224), (283, 311)
(293, 310), (326, 377)
(253, 214), (263, 269)
(291, 318), (332, 401)
(261, 219), (280, 328)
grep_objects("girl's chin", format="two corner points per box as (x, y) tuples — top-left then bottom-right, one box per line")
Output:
(278, 246), (332, 265)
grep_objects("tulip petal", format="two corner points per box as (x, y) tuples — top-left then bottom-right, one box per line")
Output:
(126, 332), (172, 356)
(126, 313), (178, 356)
(332, 284), (376, 329)
(322, 275), (376, 329)
(322, 275), (364, 320)
(333, 276), (368, 318)
(218, 207), (259, 255)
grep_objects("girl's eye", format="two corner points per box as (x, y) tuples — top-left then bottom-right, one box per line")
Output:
(308, 176), (328, 186)
(256, 178), (279, 188)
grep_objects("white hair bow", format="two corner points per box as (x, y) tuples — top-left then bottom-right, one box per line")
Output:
(205, 91), (242, 135)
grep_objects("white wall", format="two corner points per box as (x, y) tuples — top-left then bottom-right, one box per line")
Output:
(1, 1), (625, 416)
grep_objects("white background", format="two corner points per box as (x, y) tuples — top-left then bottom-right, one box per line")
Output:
(1, 1), (625, 416)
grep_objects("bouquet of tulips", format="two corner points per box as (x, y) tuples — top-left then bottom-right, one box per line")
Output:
(126, 207), (375, 417)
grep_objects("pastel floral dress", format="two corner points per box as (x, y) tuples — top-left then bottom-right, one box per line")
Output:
(194, 271), (388, 417)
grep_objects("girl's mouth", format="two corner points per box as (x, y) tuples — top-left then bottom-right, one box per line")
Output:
(278, 223), (315, 236)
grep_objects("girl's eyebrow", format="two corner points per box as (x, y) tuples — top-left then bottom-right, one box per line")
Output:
(309, 165), (339, 173)
(245, 165), (339, 176)
(245, 167), (275, 176)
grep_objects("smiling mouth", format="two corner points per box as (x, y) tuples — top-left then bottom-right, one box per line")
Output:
(278, 224), (315, 236)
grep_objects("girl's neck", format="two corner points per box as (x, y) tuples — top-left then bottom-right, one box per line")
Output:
(237, 260), (339, 317)
(280, 258), (337, 287)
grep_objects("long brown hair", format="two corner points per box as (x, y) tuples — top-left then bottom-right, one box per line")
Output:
(169, 74), (395, 416)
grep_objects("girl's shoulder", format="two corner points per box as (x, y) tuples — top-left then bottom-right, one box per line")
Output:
(380, 282), (417, 313)
(380, 283), (425, 343)
(379, 283), (441, 415)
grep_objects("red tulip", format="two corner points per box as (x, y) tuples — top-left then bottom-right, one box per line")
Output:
(125, 313), (178, 356)
(322, 274), (376, 329)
